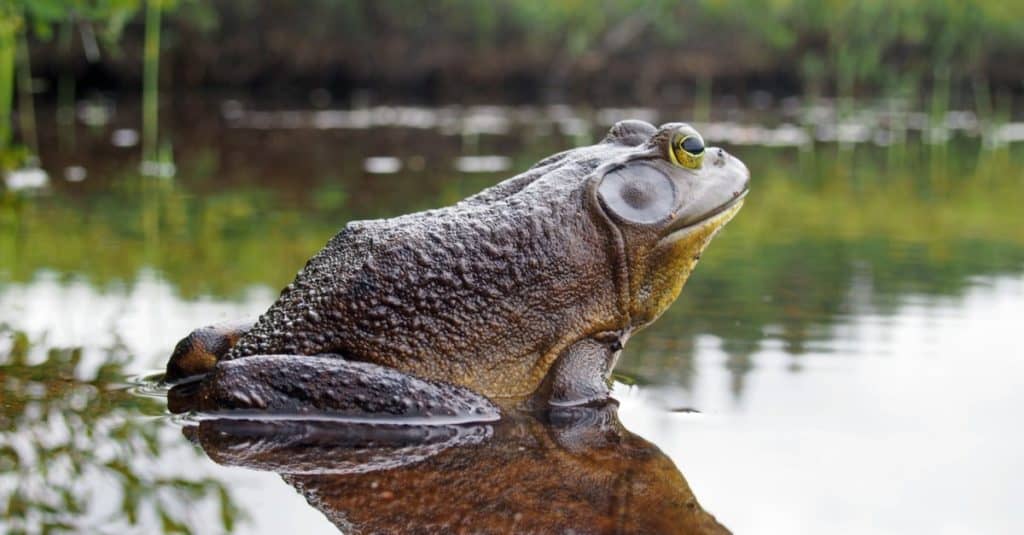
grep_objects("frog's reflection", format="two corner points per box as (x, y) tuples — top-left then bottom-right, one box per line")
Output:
(184, 403), (730, 534)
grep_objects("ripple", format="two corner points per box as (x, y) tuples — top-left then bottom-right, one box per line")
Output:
(126, 370), (170, 399)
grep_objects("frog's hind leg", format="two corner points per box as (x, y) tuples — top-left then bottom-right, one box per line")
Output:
(171, 354), (501, 422)
(165, 319), (255, 383)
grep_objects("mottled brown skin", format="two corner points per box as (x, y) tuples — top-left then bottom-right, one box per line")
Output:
(187, 404), (732, 534)
(166, 119), (749, 412)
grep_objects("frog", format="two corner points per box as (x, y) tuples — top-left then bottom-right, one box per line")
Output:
(165, 120), (749, 416)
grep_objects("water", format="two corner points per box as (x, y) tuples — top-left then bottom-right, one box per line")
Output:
(2, 100), (1023, 534)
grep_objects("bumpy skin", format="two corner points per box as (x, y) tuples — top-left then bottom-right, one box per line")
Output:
(187, 355), (499, 419)
(223, 158), (623, 398)
(167, 119), (749, 410)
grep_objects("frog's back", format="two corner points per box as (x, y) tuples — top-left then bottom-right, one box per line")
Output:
(225, 164), (623, 396)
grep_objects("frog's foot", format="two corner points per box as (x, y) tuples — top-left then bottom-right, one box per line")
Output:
(168, 354), (501, 422)
(532, 334), (625, 409)
(164, 319), (255, 383)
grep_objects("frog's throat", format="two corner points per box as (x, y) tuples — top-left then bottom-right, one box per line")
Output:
(628, 199), (744, 329)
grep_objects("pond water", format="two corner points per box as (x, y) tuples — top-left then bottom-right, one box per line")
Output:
(2, 100), (1023, 534)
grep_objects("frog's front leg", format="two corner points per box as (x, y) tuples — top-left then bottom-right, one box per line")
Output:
(165, 319), (255, 383)
(169, 354), (501, 421)
(540, 334), (625, 407)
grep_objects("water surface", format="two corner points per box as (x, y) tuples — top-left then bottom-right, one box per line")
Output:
(2, 101), (1023, 533)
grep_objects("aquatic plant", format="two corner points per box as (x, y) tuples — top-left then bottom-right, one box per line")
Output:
(0, 0), (195, 169)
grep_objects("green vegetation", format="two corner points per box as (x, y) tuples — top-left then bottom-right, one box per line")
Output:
(0, 326), (242, 533)
(0, 0), (192, 166)
(3, 1), (1021, 167)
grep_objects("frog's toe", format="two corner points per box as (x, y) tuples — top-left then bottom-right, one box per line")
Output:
(164, 319), (254, 383)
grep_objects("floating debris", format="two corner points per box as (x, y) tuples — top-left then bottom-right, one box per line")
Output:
(454, 156), (511, 173)
(220, 99), (245, 121)
(77, 99), (114, 127)
(595, 107), (659, 126)
(4, 168), (49, 191)
(64, 166), (87, 182)
(764, 123), (812, 147)
(111, 128), (140, 148)
(993, 123), (1024, 144)
(834, 122), (872, 144)
(700, 122), (811, 147)
(217, 101), (1006, 149)
(926, 127), (952, 145)
(240, 106), (455, 131)
(945, 111), (979, 131)
(140, 160), (176, 178)
(311, 109), (371, 129)
(460, 106), (511, 136)
(363, 157), (402, 174)
(556, 116), (590, 138)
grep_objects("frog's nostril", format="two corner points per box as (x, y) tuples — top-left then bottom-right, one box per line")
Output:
(713, 148), (726, 167)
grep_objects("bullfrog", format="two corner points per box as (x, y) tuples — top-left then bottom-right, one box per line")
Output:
(166, 120), (749, 415)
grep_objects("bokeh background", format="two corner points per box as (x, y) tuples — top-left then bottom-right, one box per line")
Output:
(2, 2), (1023, 534)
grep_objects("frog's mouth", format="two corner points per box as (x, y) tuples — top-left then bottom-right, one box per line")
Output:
(660, 188), (748, 243)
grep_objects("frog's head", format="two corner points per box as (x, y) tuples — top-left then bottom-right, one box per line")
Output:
(589, 120), (749, 329)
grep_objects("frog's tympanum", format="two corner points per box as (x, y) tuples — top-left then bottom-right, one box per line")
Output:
(166, 120), (749, 415)
(187, 403), (732, 534)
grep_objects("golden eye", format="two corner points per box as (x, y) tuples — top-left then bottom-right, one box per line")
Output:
(669, 132), (705, 169)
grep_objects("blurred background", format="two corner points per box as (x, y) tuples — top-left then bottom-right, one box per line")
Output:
(1, 1), (1023, 534)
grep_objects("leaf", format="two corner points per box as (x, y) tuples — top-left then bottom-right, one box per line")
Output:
(24, 0), (66, 25)
(0, 444), (19, 470)
(6, 489), (27, 516)
(120, 487), (139, 524)
(218, 486), (237, 532)
(158, 506), (190, 533)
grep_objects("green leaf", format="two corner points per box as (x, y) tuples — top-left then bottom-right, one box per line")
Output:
(159, 506), (190, 533)
(218, 486), (236, 532)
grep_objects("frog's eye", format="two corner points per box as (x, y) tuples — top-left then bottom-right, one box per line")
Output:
(669, 132), (705, 170)
(598, 165), (676, 224)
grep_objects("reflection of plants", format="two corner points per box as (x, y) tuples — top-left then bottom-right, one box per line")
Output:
(0, 326), (241, 533)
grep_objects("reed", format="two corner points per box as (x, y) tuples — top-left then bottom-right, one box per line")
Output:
(142, 0), (162, 167)
(0, 12), (17, 158)
(14, 20), (36, 161)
